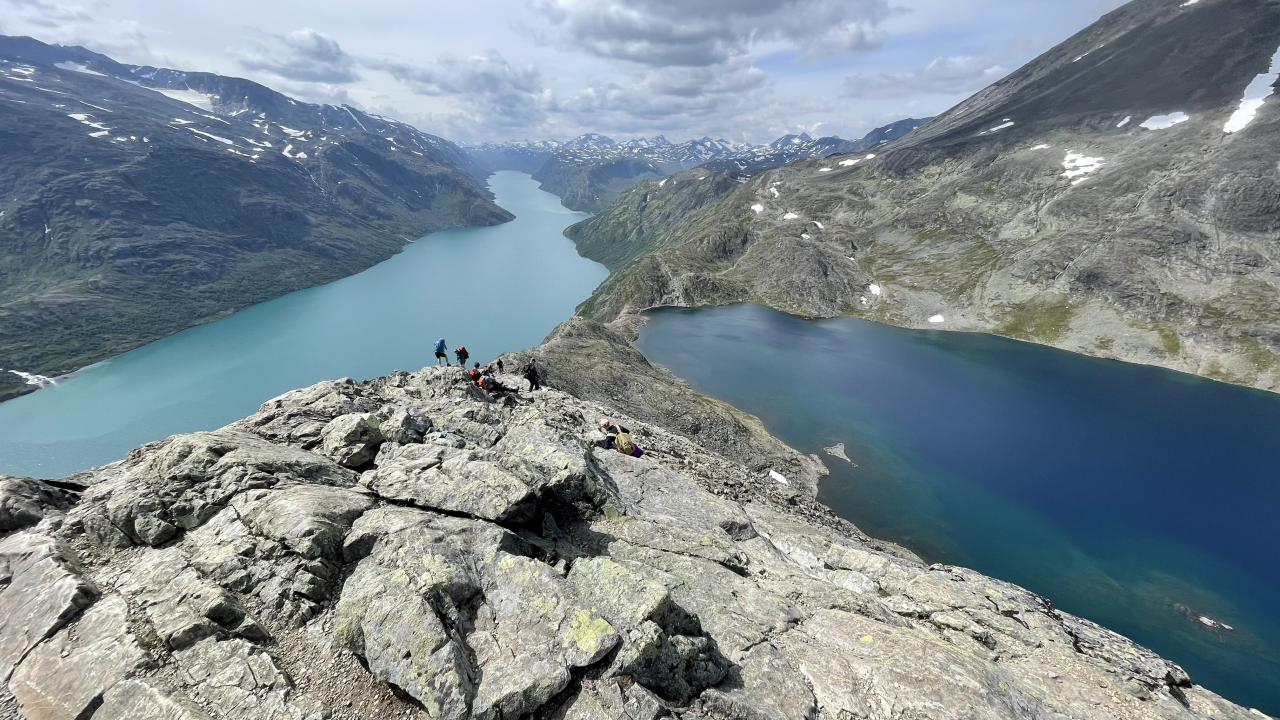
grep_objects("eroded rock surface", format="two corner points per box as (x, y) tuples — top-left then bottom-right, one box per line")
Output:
(0, 367), (1263, 719)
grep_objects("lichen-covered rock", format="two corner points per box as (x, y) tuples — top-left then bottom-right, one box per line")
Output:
(65, 430), (355, 549)
(361, 442), (541, 522)
(116, 548), (264, 650)
(700, 643), (817, 720)
(550, 679), (666, 720)
(0, 532), (96, 680)
(173, 638), (324, 720)
(335, 507), (621, 720)
(5, 367), (1260, 720)
(94, 680), (213, 720)
(9, 595), (146, 720)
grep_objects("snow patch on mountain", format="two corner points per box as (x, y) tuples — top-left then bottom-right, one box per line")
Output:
(1223, 45), (1280, 134)
(152, 86), (215, 111)
(1062, 151), (1106, 184)
(187, 128), (235, 145)
(55, 61), (106, 77)
(1140, 112), (1189, 130)
(67, 112), (109, 131)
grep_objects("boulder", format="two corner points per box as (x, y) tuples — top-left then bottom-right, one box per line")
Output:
(0, 475), (73, 532)
(374, 404), (433, 444)
(320, 412), (384, 468)
(362, 443), (540, 522)
(336, 508), (621, 720)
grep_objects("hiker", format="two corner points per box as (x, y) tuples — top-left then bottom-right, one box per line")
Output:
(481, 370), (516, 397)
(434, 338), (449, 366)
(468, 362), (482, 383)
(497, 358), (505, 373)
(523, 358), (542, 391)
(455, 345), (470, 367)
(598, 418), (643, 457)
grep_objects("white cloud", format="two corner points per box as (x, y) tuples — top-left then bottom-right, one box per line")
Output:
(0, 0), (1131, 143)
(532, 0), (894, 67)
(238, 28), (359, 84)
(845, 55), (1008, 98)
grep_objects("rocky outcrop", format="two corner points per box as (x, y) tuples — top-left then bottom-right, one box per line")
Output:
(0, 366), (1264, 719)
(569, 0), (1280, 393)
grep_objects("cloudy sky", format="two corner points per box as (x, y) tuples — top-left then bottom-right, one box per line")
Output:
(0, 0), (1127, 143)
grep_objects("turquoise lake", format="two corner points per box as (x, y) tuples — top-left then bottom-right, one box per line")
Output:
(636, 303), (1280, 715)
(0, 171), (607, 478)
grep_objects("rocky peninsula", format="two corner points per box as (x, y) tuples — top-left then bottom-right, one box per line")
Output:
(0, 333), (1264, 719)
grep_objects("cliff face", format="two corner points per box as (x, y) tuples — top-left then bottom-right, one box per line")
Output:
(0, 356), (1261, 719)
(568, 0), (1280, 392)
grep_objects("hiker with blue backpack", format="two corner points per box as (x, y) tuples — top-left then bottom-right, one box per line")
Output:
(434, 338), (449, 366)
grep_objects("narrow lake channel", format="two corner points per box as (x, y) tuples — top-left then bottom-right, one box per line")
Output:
(0, 171), (607, 477)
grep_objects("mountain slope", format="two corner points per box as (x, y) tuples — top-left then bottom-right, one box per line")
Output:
(0, 36), (511, 402)
(560, 118), (934, 276)
(570, 0), (1280, 392)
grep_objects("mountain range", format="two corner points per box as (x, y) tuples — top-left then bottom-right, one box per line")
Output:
(467, 119), (931, 212)
(0, 36), (511, 402)
(567, 0), (1280, 393)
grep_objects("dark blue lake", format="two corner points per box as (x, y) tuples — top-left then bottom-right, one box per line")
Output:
(637, 303), (1280, 715)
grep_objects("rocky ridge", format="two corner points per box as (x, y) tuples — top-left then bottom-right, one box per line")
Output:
(567, 0), (1280, 392)
(0, 360), (1264, 719)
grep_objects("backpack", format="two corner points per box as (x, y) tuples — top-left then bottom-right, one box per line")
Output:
(435, 339), (446, 353)
(614, 431), (636, 456)
(456, 346), (467, 356)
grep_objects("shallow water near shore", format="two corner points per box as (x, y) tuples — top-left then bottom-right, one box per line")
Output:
(637, 303), (1280, 714)
(0, 171), (607, 478)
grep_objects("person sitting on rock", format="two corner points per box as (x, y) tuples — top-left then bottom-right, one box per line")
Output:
(597, 417), (643, 457)
(482, 370), (517, 398)
(468, 362), (483, 384)
(455, 345), (470, 367)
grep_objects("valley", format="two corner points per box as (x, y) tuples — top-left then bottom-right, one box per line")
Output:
(0, 36), (511, 403)
(567, 0), (1280, 393)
